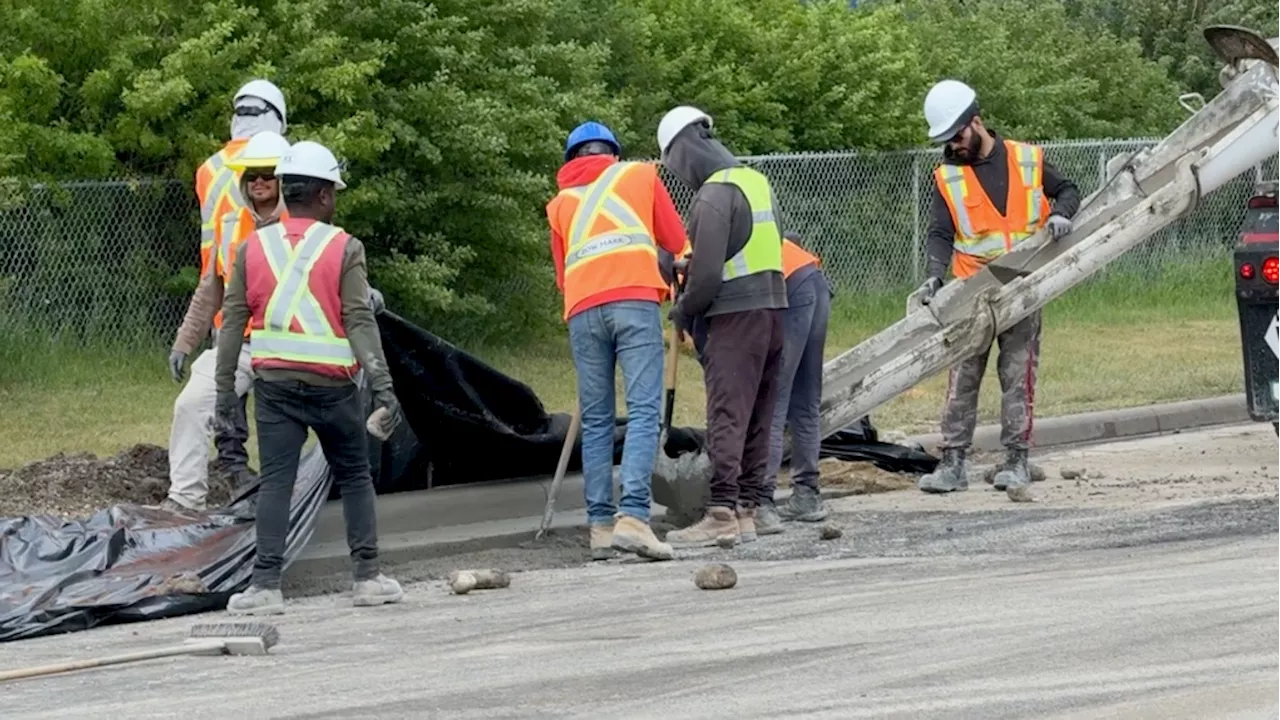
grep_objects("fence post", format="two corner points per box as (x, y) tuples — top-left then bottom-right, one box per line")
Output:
(911, 153), (923, 283)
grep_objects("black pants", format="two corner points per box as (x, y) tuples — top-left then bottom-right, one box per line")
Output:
(702, 308), (785, 510)
(252, 378), (379, 589)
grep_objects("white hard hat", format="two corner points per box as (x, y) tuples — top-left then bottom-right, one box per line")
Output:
(923, 80), (979, 144)
(227, 131), (291, 170)
(234, 79), (288, 133)
(657, 105), (713, 156)
(275, 140), (346, 190)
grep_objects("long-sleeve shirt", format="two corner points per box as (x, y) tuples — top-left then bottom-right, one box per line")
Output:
(925, 132), (1081, 280)
(215, 216), (394, 396)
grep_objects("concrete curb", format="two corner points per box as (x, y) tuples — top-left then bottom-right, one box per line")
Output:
(292, 394), (1251, 581)
(906, 394), (1251, 454)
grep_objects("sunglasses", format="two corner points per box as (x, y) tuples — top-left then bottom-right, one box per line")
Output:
(242, 170), (276, 182)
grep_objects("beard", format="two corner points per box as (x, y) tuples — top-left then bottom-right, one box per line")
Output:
(951, 131), (982, 161)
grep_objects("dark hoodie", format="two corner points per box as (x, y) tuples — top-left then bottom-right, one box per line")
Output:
(663, 124), (788, 320)
(925, 131), (1081, 281)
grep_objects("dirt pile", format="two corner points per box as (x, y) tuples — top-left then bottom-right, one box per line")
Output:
(0, 444), (234, 519)
(816, 457), (917, 494)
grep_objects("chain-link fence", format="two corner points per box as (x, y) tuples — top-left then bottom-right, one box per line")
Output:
(1, 139), (1273, 349)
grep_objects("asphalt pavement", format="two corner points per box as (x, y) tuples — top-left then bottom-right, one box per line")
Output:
(3, 423), (1277, 719)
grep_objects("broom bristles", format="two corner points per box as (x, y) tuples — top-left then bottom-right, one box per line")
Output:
(188, 621), (280, 650)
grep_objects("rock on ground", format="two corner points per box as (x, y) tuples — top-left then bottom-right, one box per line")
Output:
(0, 444), (234, 519)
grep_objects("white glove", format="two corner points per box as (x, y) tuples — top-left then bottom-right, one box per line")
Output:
(1046, 214), (1072, 240)
(906, 277), (943, 316)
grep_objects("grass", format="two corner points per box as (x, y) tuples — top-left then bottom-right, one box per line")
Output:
(0, 259), (1246, 471)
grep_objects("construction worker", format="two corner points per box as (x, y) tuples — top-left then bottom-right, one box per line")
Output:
(657, 106), (789, 548)
(909, 80), (1080, 501)
(162, 81), (288, 512)
(545, 121), (688, 562)
(754, 232), (833, 533)
(214, 140), (404, 614)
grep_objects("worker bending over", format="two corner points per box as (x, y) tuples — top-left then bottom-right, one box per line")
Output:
(755, 233), (833, 533)
(658, 106), (788, 547)
(909, 80), (1079, 500)
(545, 121), (687, 561)
(215, 141), (403, 614)
(163, 80), (288, 512)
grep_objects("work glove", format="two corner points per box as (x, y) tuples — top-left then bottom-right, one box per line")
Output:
(667, 303), (691, 341)
(905, 277), (944, 316)
(367, 388), (402, 441)
(368, 287), (386, 314)
(1046, 214), (1072, 241)
(168, 350), (188, 384)
(212, 391), (241, 437)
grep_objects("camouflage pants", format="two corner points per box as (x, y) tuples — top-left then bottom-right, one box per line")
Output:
(939, 310), (1042, 450)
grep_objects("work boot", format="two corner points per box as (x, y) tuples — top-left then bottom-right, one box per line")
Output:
(918, 448), (968, 493)
(736, 507), (758, 543)
(352, 574), (405, 607)
(158, 497), (195, 514)
(995, 448), (1033, 502)
(227, 586), (285, 616)
(665, 507), (738, 548)
(589, 522), (616, 561)
(754, 502), (786, 535)
(778, 485), (829, 522)
(610, 514), (674, 561)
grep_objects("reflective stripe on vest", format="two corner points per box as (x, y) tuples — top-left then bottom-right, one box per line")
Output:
(562, 162), (657, 272)
(936, 141), (1046, 260)
(200, 151), (247, 278)
(249, 223), (356, 367)
(705, 167), (783, 281)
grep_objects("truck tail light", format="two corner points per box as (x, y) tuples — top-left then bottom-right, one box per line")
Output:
(1248, 195), (1278, 209)
(1241, 262), (1256, 280)
(1263, 257), (1279, 285)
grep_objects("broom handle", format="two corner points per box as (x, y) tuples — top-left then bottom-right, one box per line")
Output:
(0, 640), (225, 682)
(663, 272), (685, 434)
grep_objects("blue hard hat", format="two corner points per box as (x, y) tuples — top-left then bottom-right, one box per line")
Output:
(565, 121), (621, 161)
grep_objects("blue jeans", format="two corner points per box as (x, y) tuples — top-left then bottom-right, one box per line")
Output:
(568, 300), (664, 524)
(763, 271), (831, 499)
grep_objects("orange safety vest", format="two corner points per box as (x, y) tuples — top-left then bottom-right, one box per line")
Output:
(215, 205), (290, 333)
(196, 138), (251, 328)
(545, 161), (669, 320)
(781, 239), (820, 279)
(934, 139), (1051, 279)
(243, 219), (360, 381)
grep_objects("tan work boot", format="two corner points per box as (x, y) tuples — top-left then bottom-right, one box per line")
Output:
(611, 514), (674, 561)
(736, 507), (757, 543)
(589, 523), (616, 561)
(665, 507), (738, 548)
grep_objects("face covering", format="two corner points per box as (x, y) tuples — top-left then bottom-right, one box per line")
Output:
(230, 96), (284, 139)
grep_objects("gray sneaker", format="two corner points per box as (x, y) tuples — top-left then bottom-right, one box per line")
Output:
(778, 486), (830, 522)
(353, 574), (405, 607)
(227, 586), (285, 616)
(754, 503), (786, 535)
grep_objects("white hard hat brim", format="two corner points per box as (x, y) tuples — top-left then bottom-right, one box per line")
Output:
(927, 101), (979, 144)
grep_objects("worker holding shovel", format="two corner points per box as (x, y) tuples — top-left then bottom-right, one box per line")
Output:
(657, 106), (789, 547)
(544, 121), (688, 561)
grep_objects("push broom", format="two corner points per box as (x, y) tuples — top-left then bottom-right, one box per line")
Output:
(0, 622), (280, 682)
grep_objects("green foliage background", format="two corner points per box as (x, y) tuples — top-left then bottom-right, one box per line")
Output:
(0, 0), (1273, 346)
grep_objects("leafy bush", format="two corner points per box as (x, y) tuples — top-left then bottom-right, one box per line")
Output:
(0, 0), (1200, 346)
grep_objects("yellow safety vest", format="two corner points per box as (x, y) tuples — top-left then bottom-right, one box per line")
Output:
(704, 166), (784, 281)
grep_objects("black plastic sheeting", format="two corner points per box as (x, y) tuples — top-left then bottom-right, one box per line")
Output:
(0, 448), (331, 643)
(0, 311), (936, 643)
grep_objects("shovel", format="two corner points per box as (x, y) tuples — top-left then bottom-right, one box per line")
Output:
(650, 268), (713, 526)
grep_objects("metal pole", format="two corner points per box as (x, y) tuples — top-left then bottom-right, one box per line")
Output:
(911, 153), (923, 283)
